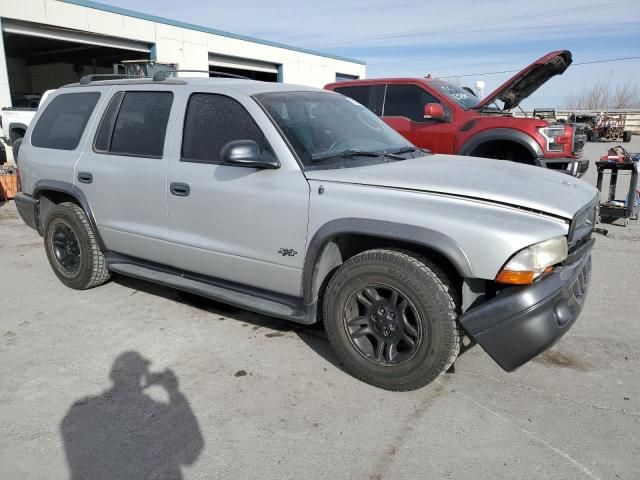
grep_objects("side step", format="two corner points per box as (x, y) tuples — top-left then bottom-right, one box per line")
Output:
(106, 256), (313, 324)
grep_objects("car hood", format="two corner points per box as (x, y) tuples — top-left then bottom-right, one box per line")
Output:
(474, 50), (572, 111)
(304, 154), (597, 220)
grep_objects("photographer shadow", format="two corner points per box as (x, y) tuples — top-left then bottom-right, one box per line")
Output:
(60, 352), (204, 480)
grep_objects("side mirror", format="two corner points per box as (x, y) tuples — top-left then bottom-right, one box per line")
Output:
(221, 140), (279, 169)
(423, 103), (445, 121)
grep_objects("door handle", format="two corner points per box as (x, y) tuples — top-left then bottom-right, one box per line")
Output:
(170, 182), (190, 197)
(77, 172), (93, 184)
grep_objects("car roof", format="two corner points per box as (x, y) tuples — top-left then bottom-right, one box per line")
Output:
(325, 78), (433, 89)
(62, 77), (324, 95)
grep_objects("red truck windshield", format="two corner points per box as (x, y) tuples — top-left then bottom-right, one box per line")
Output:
(431, 81), (481, 109)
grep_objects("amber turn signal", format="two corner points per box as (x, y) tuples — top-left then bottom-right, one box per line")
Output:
(496, 270), (535, 285)
(496, 266), (554, 285)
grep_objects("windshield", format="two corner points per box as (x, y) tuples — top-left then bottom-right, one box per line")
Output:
(254, 91), (415, 169)
(432, 81), (481, 109)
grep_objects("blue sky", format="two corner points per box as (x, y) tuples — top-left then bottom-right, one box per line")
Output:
(102, 0), (640, 108)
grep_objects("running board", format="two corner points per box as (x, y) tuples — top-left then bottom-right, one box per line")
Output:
(106, 254), (314, 324)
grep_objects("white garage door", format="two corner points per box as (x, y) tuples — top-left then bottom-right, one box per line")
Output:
(2, 19), (151, 53)
(208, 53), (278, 74)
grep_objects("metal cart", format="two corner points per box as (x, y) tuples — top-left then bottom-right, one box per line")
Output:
(595, 160), (638, 226)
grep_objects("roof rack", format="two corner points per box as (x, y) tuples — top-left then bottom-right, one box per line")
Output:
(152, 70), (249, 81)
(79, 74), (130, 85)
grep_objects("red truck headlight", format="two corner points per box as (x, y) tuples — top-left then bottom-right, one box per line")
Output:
(538, 126), (572, 152)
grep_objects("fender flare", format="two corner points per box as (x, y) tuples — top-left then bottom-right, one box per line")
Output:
(458, 128), (544, 161)
(32, 180), (106, 250)
(301, 218), (474, 304)
(7, 122), (29, 146)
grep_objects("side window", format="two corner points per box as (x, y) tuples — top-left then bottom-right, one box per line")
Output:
(383, 85), (440, 122)
(31, 92), (100, 150)
(181, 93), (268, 164)
(333, 86), (372, 111)
(94, 91), (173, 158)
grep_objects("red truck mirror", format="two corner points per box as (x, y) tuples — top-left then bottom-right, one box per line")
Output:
(424, 103), (444, 120)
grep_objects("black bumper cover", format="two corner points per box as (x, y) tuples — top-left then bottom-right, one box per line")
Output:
(539, 157), (589, 178)
(459, 239), (593, 371)
(14, 192), (39, 231)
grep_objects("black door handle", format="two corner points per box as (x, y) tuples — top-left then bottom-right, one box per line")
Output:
(77, 172), (93, 184)
(170, 182), (190, 197)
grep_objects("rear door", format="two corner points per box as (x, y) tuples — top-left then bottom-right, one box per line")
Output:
(165, 89), (310, 296)
(75, 87), (177, 263)
(382, 84), (456, 153)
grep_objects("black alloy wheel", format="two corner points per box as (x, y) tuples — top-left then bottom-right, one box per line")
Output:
(50, 222), (82, 276)
(344, 284), (422, 366)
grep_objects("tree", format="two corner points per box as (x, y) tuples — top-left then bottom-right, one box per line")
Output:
(564, 80), (640, 110)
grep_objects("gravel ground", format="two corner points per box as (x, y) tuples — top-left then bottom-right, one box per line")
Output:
(1, 138), (639, 480)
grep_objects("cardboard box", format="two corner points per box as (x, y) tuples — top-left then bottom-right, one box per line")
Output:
(0, 173), (18, 200)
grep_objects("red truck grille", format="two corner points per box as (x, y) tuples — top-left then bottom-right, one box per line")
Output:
(572, 124), (587, 157)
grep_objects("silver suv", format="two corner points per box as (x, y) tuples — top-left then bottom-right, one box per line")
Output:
(15, 76), (597, 390)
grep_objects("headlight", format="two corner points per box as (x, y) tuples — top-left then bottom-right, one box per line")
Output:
(496, 236), (568, 285)
(538, 126), (571, 152)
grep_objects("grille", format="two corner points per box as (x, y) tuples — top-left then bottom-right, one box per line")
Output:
(572, 124), (587, 156)
(571, 258), (591, 303)
(569, 197), (597, 249)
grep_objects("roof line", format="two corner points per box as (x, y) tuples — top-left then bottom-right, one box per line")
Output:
(61, 0), (366, 66)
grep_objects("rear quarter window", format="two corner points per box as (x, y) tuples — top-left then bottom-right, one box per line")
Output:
(31, 92), (101, 150)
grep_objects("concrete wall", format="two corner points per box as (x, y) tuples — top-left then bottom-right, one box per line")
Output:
(0, 0), (366, 107)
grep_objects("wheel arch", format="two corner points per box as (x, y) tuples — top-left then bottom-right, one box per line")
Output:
(32, 180), (105, 250)
(459, 128), (543, 161)
(302, 218), (474, 308)
(8, 123), (28, 145)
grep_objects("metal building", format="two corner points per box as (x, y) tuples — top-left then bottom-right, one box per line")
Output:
(0, 0), (365, 108)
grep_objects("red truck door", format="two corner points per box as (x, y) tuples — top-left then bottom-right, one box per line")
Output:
(382, 84), (456, 154)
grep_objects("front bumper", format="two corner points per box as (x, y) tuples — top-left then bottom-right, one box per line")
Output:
(538, 157), (589, 178)
(459, 238), (593, 371)
(15, 192), (39, 231)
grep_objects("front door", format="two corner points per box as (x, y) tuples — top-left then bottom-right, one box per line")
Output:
(165, 91), (310, 297)
(75, 88), (175, 263)
(382, 84), (456, 153)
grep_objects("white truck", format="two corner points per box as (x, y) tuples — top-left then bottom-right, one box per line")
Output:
(1, 90), (53, 163)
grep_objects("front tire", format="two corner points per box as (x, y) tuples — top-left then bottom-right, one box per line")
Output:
(43, 202), (110, 290)
(623, 131), (632, 143)
(323, 249), (460, 391)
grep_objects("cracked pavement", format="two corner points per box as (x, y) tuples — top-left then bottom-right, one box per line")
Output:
(1, 139), (639, 479)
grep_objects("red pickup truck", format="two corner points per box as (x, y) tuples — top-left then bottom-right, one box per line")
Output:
(326, 51), (588, 177)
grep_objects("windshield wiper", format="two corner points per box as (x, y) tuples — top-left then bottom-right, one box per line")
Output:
(311, 149), (403, 163)
(389, 146), (431, 156)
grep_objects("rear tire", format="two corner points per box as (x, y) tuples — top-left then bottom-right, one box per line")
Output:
(623, 131), (632, 143)
(43, 202), (110, 290)
(323, 249), (460, 391)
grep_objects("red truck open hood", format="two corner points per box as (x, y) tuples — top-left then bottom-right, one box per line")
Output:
(473, 50), (572, 111)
